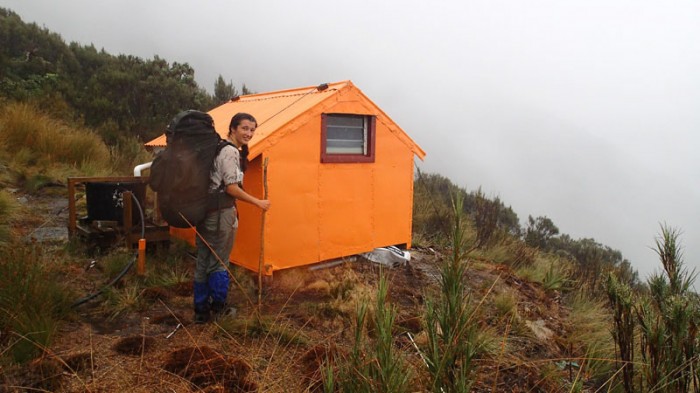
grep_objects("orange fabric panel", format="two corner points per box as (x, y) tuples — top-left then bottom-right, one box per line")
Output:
(372, 124), (415, 248)
(318, 164), (375, 260)
(261, 119), (322, 269)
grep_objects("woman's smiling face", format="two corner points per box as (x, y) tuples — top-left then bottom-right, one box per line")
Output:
(229, 119), (256, 146)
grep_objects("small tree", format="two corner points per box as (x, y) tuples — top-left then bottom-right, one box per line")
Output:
(524, 215), (559, 250)
(471, 188), (501, 249)
(212, 75), (238, 106)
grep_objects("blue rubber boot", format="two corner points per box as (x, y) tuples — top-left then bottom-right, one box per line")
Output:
(209, 271), (230, 314)
(193, 281), (210, 324)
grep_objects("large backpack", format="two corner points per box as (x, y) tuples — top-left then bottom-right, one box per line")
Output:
(149, 110), (233, 228)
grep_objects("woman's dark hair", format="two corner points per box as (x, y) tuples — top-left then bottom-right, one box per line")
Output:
(228, 112), (257, 172)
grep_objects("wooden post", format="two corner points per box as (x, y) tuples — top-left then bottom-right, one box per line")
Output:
(67, 178), (77, 236)
(258, 157), (269, 308)
(122, 191), (133, 249)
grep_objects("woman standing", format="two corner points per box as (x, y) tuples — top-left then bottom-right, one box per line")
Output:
(193, 112), (271, 324)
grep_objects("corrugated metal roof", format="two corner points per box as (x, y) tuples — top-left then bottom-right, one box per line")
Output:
(145, 80), (425, 159)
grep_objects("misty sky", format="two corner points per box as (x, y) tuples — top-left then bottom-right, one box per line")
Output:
(2, 0), (698, 282)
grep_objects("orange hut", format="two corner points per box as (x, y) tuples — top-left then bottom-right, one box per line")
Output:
(145, 80), (426, 275)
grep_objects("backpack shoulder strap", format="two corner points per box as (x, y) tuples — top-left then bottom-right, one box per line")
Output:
(216, 139), (234, 155)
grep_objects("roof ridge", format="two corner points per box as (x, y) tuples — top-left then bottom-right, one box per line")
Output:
(239, 88), (337, 102)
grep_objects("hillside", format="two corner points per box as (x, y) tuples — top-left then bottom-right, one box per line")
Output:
(0, 178), (614, 393)
(4, 7), (699, 392)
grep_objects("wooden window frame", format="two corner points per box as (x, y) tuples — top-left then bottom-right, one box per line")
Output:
(321, 114), (376, 163)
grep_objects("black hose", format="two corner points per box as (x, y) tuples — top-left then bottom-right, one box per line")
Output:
(71, 191), (146, 308)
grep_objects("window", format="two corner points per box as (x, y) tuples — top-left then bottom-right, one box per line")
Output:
(321, 114), (376, 163)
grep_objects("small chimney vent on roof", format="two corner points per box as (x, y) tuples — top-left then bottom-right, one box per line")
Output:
(316, 83), (329, 91)
(230, 96), (240, 102)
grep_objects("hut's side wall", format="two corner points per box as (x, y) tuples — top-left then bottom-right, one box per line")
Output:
(237, 116), (324, 271)
(371, 119), (415, 249)
(232, 89), (416, 272)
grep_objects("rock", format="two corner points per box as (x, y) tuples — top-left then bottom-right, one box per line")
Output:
(525, 319), (554, 341)
(27, 227), (69, 243)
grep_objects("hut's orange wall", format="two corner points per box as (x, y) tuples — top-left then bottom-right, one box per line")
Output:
(233, 92), (414, 273)
(171, 87), (416, 274)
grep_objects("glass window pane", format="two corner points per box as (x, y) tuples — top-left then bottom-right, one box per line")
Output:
(328, 116), (364, 128)
(326, 115), (366, 154)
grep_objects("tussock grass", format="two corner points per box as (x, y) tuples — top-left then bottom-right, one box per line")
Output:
(143, 243), (190, 288)
(216, 313), (309, 347)
(0, 189), (19, 246)
(565, 294), (616, 383)
(0, 102), (112, 181)
(102, 284), (146, 320)
(110, 135), (155, 175)
(0, 244), (73, 363)
(492, 290), (518, 318)
(100, 249), (134, 278)
(0, 102), (156, 190)
(516, 253), (572, 291)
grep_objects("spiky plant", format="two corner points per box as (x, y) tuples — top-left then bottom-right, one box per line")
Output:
(370, 271), (411, 392)
(423, 192), (478, 392)
(606, 273), (635, 392)
(334, 270), (410, 393)
(630, 225), (699, 393)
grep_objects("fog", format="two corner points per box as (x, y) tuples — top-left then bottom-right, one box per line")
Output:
(3, 0), (698, 282)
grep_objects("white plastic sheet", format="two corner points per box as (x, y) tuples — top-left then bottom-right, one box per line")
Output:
(360, 246), (410, 268)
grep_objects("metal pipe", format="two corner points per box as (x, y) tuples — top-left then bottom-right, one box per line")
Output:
(133, 162), (152, 176)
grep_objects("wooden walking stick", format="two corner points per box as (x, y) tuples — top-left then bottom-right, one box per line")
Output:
(258, 157), (269, 308)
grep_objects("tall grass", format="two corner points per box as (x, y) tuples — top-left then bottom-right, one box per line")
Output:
(567, 293), (617, 386)
(110, 135), (155, 176)
(0, 244), (73, 363)
(0, 102), (114, 185)
(0, 189), (18, 246)
(423, 193), (479, 392)
(333, 270), (411, 392)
